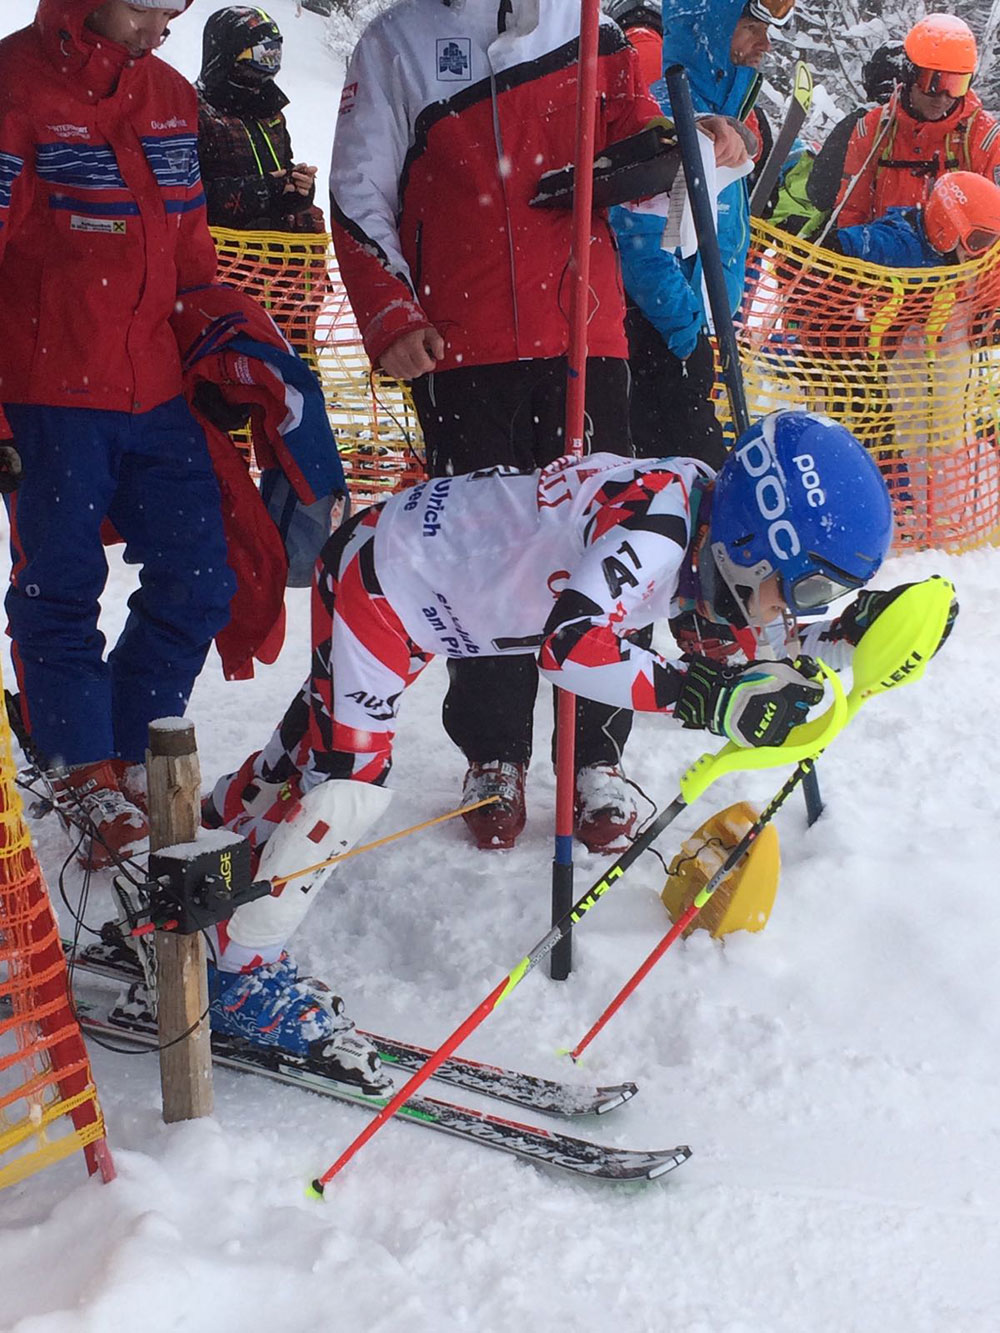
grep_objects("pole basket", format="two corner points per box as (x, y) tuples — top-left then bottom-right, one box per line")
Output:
(0, 672), (114, 1190)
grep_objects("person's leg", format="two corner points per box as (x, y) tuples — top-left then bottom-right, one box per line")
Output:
(208, 508), (430, 855)
(412, 365), (542, 846)
(105, 397), (234, 761)
(3, 404), (124, 765)
(625, 308), (728, 469)
(203, 505), (425, 1087)
(531, 358), (643, 850)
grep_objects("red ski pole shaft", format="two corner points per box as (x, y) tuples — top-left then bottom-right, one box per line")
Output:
(310, 976), (509, 1196)
(310, 792), (693, 1192)
(569, 761), (811, 1062)
(569, 902), (698, 1063)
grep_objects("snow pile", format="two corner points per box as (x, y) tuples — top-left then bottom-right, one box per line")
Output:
(1, 3), (999, 1330)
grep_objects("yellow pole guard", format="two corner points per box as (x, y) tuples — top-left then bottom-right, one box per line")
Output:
(678, 574), (956, 805)
(680, 659), (846, 805)
(847, 575), (955, 713)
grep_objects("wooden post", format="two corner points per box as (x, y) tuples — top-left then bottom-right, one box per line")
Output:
(147, 719), (214, 1123)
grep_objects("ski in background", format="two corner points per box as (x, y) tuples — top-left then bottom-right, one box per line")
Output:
(750, 61), (814, 218)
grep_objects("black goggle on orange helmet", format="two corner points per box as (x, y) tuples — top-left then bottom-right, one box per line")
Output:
(924, 171), (1000, 256)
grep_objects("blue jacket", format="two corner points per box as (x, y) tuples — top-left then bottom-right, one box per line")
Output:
(835, 207), (945, 268)
(612, 0), (759, 358)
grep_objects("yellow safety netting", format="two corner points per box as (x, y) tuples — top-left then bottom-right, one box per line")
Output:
(738, 218), (1000, 553)
(211, 228), (425, 507)
(211, 223), (1000, 553)
(0, 671), (113, 1190)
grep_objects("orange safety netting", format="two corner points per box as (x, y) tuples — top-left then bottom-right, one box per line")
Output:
(0, 675), (114, 1190)
(739, 218), (1000, 553)
(211, 228), (425, 507)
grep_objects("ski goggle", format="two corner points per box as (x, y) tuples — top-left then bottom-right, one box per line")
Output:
(912, 66), (972, 98)
(235, 37), (282, 74)
(962, 227), (1000, 255)
(744, 0), (796, 28)
(783, 562), (864, 614)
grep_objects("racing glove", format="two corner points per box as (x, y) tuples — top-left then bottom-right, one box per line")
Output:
(192, 380), (253, 434)
(675, 655), (825, 748)
(834, 580), (959, 656)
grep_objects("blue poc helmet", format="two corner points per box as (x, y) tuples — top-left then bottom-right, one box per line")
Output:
(710, 411), (894, 619)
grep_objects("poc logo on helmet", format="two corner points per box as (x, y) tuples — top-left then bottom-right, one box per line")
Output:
(735, 437), (827, 561)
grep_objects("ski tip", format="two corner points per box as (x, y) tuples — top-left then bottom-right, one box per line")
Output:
(648, 1145), (692, 1180)
(595, 1081), (639, 1114)
(306, 1178), (326, 1201)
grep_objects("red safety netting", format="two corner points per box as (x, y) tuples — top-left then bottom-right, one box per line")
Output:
(0, 678), (114, 1190)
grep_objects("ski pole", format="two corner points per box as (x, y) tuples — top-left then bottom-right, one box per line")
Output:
(569, 758), (813, 1061)
(309, 670), (849, 1194)
(814, 87), (900, 248)
(665, 63), (826, 828)
(568, 576), (956, 1061)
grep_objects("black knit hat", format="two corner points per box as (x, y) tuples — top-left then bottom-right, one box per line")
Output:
(861, 43), (908, 104)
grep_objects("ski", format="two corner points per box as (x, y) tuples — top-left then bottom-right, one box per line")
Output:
(64, 939), (638, 1117)
(749, 60), (813, 217)
(72, 990), (690, 1183)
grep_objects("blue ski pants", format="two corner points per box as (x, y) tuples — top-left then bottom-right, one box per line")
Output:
(3, 398), (235, 765)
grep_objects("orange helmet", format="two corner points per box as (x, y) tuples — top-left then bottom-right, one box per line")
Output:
(924, 171), (1000, 256)
(905, 14), (977, 97)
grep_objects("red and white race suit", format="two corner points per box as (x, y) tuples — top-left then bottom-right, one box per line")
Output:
(209, 455), (851, 851)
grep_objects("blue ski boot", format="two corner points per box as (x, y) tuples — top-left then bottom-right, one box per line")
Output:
(208, 955), (391, 1095)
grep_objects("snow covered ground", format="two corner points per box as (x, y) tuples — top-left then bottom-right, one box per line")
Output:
(3, 3), (1000, 1330)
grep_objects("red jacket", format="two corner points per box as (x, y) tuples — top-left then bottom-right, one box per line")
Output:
(329, 1), (661, 373)
(836, 91), (1000, 228)
(0, 0), (218, 422)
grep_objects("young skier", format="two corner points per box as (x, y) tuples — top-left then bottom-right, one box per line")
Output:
(197, 410), (936, 1092)
(829, 170), (1000, 267)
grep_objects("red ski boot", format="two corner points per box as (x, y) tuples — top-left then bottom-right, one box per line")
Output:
(461, 761), (527, 850)
(51, 759), (149, 869)
(574, 764), (637, 854)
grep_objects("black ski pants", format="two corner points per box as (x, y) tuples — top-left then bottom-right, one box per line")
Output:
(410, 356), (636, 770)
(625, 307), (729, 471)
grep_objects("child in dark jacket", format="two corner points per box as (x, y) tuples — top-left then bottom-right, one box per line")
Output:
(196, 6), (323, 234)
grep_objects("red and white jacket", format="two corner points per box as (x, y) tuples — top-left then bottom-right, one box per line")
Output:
(329, 0), (661, 372)
(0, 0), (218, 424)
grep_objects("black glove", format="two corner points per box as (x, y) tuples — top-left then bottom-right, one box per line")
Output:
(833, 585), (910, 646)
(835, 579), (959, 656)
(936, 595), (959, 656)
(676, 654), (825, 748)
(0, 445), (23, 494)
(192, 380), (253, 434)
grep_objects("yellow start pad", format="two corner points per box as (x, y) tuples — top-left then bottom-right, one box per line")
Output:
(660, 802), (780, 938)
